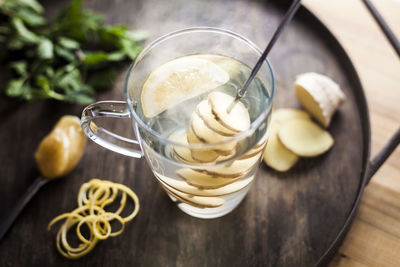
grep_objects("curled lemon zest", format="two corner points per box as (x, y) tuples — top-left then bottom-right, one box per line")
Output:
(48, 179), (140, 259)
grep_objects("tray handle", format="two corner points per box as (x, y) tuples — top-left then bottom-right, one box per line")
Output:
(366, 127), (400, 183)
(361, 0), (400, 183)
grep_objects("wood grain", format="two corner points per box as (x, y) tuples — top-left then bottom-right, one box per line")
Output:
(302, 0), (400, 266)
(0, 0), (398, 266)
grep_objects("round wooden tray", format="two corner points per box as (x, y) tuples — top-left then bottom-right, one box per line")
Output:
(0, 0), (370, 266)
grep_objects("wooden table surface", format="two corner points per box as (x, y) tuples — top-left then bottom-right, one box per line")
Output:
(303, 0), (400, 266)
(0, 0), (398, 266)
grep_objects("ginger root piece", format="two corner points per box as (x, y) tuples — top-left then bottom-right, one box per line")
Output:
(294, 72), (345, 127)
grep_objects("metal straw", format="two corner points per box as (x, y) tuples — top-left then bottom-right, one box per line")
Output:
(228, 0), (302, 112)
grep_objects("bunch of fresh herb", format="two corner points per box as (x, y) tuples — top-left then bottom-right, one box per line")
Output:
(0, 0), (146, 104)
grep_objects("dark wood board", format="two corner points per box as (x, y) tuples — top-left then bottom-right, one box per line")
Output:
(0, 0), (368, 266)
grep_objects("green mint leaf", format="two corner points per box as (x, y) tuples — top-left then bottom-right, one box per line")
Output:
(17, 0), (44, 14)
(45, 67), (54, 78)
(36, 75), (50, 92)
(37, 38), (54, 59)
(55, 0), (103, 41)
(22, 86), (62, 101)
(83, 51), (109, 65)
(10, 61), (28, 76)
(64, 84), (94, 104)
(126, 30), (149, 42)
(12, 17), (40, 43)
(65, 93), (94, 105)
(98, 25), (128, 42)
(16, 8), (46, 26)
(83, 11), (104, 31)
(57, 67), (82, 91)
(83, 51), (125, 65)
(58, 36), (79, 49)
(5, 79), (26, 97)
(35, 75), (65, 100)
(75, 83), (95, 95)
(107, 51), (126, 61)
(55, 45), (76, 62)
(120, 38), (142, 60)
(1, 0), (146, 105)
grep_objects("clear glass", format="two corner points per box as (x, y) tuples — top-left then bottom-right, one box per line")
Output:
(126, 28), (274, 218)
(81, 27), (275, 219)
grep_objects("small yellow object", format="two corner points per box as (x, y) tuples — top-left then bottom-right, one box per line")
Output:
(34, 115), (86, 179)
(263, 108), (309, 172)
(278, 119), (334, 157)
(48, 179), (140, 259)
(263, 127), (299, 172)
(270, 108), (311, 124)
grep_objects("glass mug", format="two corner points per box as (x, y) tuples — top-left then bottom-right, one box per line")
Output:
(81, 27), (275, 219)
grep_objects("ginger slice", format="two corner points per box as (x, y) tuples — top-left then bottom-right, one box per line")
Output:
(272, 108), (311, 124)
(157, 172), (254, 197)
(169, 132), (196, 163)
(208, 91), (250, 132)
(278, 119), (334, 157)
(263, 128), (298, 172)
(187, 127), (220, 162)
(177, 168), (239, 189)
(263, 109), (307, 172)
(200, 153), (261, 178)
(196, 99), (237, 136)
(160, 179), (225, 208)
(190, 112), (237, 154)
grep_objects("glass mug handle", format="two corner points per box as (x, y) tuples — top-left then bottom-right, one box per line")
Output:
(81, 101), (143, 158)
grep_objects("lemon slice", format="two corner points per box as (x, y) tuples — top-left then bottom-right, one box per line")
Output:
(141, 56), (230, 118)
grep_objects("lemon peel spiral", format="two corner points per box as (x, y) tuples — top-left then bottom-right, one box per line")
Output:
(48, 179), (139, 259)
